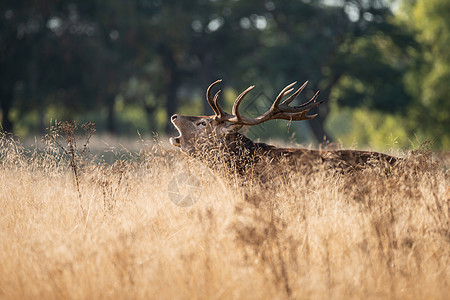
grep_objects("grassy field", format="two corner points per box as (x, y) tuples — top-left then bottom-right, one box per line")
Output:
(0, 131), (448, 299)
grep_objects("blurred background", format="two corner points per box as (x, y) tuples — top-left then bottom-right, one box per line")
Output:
(1, 0), (448, 150)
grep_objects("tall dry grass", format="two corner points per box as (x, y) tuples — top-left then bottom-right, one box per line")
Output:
(0, 129), (448, 299)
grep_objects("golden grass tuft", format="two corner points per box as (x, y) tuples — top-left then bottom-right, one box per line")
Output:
(0, 131), (448, 299)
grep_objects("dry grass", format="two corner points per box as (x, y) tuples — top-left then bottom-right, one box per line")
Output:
(0, 130), (448, 299)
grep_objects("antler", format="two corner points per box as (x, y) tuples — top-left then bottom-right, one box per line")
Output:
(206, 79), (233, 121)
(205, 80), (323, 125)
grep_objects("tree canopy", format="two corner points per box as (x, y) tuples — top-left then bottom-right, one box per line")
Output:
(0, 0), (448, 149)
(400, 0), (450, 148)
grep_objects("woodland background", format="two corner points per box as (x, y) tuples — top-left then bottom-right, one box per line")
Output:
(1, 0), (449, 149)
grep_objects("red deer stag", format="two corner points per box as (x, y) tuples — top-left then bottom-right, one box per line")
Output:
(169, 80), (396, 174)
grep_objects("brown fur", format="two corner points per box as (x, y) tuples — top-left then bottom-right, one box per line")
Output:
(194, 132), (398, 178)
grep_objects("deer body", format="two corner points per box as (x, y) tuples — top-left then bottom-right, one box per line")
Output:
(169, 80), (396, 173)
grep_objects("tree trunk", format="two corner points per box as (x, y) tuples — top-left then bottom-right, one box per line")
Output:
(308, 73), (343, 144)
(309, 115), (329, 143)
(1, 105), (13, 133)
(159, 45), (180, 134)
(143, 102), (157, 132)
(106, 95), (116, 134)
(0, 88), (14, 133)
(308, 85), (333, 144)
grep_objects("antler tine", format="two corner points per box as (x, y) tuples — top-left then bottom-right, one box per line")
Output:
(280, 81), (308, 107)
(229, 81), (323, 125)
(231, 85), (255, 121)
(280, 90), (321, 113)
(206, 80), (322, 126)
(283, 99), (323, 121)
(212, 90), (221, 114)
(298, 90), (320, 108)
(273, 81), (297, 108)
(212, 90), (234, 121)
(206, 79), (222, 116)
(231, 82), (297, 125)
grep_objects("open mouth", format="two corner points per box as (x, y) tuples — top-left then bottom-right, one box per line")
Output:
(169, 119), (182, 147)
(169, 136), (181, 147)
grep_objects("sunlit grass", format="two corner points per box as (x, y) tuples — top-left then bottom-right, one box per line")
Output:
(0, 131), (448, 299)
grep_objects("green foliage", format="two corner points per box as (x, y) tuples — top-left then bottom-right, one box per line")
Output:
(400, 0), (450, 149)
(332, 35), (411, 111)
(0, 0), (447, 149)
(327, 106), (410, 151)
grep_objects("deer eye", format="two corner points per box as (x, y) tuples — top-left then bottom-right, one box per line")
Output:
(197, 121), (207, 127)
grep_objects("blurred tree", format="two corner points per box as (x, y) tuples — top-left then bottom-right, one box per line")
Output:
(137, 0), (267, 132)
(137, 1), (196, 133)
(0, 1), (34, 132)
(0, 1), (154, 134)
(400, 0), (450, 148)
(185, 0), (264, 114)
(0, 1), (103, 132)
(1, 0), (431, 148)
(236, 0), (413, 142)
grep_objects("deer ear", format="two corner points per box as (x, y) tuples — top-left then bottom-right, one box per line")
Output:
(219, 122), (243, 135)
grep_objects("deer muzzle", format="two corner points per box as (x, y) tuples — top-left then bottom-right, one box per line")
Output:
(169, 114), (182, 147)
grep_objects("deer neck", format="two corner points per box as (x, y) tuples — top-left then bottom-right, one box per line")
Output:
(223, 132), (289, 159)
(224, 133), (263, 153)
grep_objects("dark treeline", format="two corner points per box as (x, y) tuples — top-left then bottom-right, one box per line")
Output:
(1, 0), (448, 148)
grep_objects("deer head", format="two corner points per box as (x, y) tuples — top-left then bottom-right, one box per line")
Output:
(169, 79), (322, 153)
